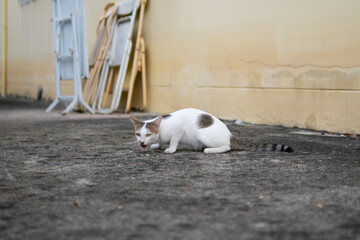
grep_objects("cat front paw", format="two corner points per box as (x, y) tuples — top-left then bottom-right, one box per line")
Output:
(164, 148), (176, 154)
(150, 143), (161, 149)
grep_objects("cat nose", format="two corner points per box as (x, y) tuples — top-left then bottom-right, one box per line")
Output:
(140, 141), (145, 144)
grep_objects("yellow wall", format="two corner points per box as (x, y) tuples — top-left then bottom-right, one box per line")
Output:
(1, 0), (360, 133)
(5, 0), (54, 98)
(143, 0), (360, 133)
(0, 0), (4, 95)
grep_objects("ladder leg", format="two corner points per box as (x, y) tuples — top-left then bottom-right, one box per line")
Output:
(46, 98), (60, 113)
(62, 98), (77, 115)
(82, 67), (96, 102)
(79, 98), (95, 114)
(112, 42), (132, 111)
(125, 0), (147, 113)
(102, 66), (114, 108)
(140, 38), (147, 109)
(125, 63), (138, 113)
(92, 60), (109, 109)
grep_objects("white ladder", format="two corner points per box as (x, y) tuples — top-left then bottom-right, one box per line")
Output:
(46, 0), (94, 114)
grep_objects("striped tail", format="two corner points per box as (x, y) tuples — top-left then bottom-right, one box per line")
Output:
(230, 136), (294, 153)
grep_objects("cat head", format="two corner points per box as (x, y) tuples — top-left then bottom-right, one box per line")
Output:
(130, 115), (162, 149)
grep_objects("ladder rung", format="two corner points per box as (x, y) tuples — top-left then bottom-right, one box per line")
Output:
(58, 96), (74, 101)
(56, 54), (73, 60)
(54, 17), (72, 23)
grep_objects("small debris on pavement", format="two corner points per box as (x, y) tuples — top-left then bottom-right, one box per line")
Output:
(74, 200), (81, 207)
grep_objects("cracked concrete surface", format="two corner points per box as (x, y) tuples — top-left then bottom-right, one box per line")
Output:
(0, 97), (359, 240)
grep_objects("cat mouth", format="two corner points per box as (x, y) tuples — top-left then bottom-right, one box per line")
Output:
(140, 143), (148, 149)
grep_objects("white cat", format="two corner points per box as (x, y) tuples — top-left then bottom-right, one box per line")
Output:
(130, 108), (293, 154)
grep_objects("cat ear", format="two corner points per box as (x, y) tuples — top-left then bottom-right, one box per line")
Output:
(153, 116), (162, 128)
(130, 115), (142, 126)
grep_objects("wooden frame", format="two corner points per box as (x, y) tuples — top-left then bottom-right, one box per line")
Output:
(125, 0), (147, 113)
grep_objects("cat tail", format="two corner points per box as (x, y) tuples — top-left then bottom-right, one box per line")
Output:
(230, 136), (294, 153)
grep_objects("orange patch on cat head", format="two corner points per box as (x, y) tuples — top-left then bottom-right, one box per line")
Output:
(146, 116), (162, 134)
(130, 115), (144, 131)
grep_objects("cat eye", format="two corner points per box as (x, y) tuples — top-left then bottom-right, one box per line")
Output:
(146, 134), (152, 137)
(135, 133), (140, 136)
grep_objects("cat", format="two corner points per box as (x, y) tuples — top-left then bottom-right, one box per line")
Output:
(130, 108), (294, 154)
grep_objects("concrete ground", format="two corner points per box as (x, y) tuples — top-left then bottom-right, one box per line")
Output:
(0, 97), (359, 240)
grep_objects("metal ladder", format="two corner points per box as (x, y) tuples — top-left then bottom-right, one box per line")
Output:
(46, 0), (94, 114)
